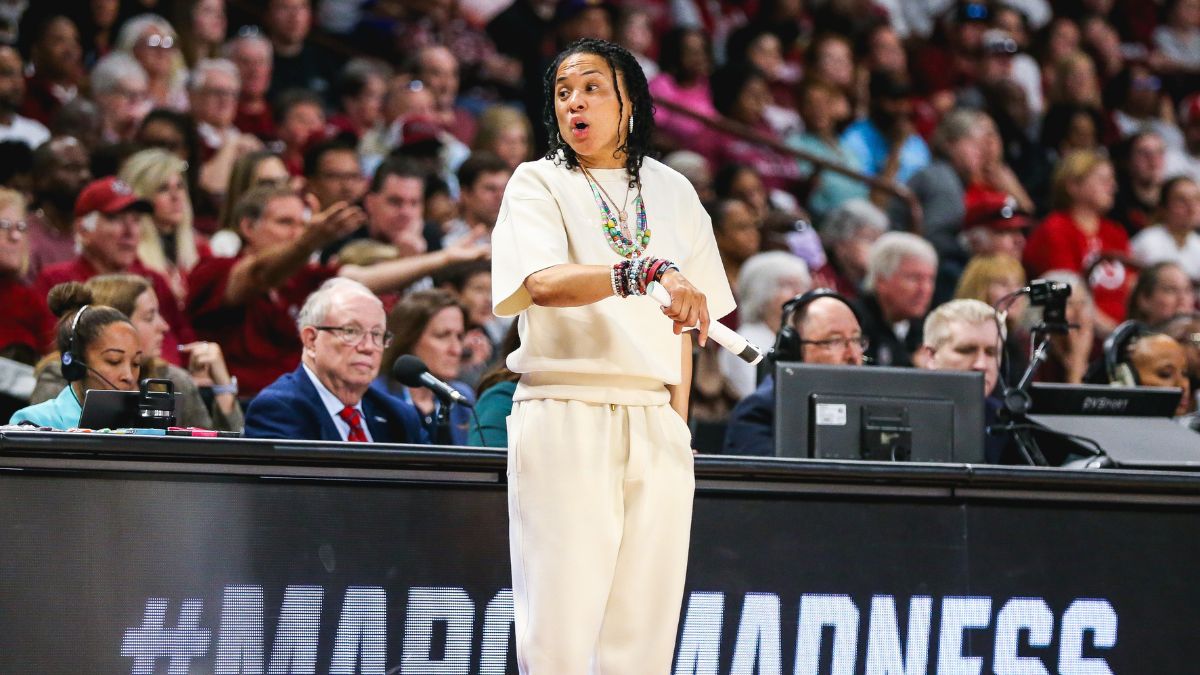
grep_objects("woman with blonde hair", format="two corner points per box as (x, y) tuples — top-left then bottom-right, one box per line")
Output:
(116, 14), (189, 111)
(471, 105), (533, 171)
(955, 254), (1027, 310)
(1024, 149), (1130, 334)
(121, 148), (205, 303)
(956, 253), (1029, 375)
(29, 275), (243, 431)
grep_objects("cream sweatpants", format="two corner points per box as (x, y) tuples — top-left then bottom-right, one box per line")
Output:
(507, 398), (696, 675)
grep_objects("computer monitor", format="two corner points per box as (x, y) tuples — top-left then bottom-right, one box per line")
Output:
(1023, 382), (1196, 468)
(774, 363), (986, 463)
(1028, 382), (1180, 417)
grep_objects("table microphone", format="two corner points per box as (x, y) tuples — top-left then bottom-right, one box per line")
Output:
(646, 282), (765, 365)
(391, 354), (474, 407)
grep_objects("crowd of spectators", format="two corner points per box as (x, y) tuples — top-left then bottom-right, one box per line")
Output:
(2, 0), (1200, 456)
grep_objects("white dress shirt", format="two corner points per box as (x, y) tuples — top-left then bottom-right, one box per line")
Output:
(302, 363), (374, 442)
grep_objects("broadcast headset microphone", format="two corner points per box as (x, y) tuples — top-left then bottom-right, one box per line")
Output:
(83, 364), (119, 390)
(391, 355), (474, 408)
(61, 304), (121, 393)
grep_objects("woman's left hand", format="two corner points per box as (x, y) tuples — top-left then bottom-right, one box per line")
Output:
(659, 270), (710, 347)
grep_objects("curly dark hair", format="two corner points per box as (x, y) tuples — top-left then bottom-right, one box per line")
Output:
(542, 38), (655, 188)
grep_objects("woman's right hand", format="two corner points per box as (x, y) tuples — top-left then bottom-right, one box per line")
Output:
(180, 341), (232, 388)
(658, 270), (710, 347)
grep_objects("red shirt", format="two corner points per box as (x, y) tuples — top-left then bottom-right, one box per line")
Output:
(34, 257), (193, 365)
(812, 262), (861, 302)
(185, 255), (337, 395)
(234, 103), (276, 141)
(24, 211), (77, 283)
(1024, 211), (1132, 322)
(0, 277), (54, 358)
(19, 75), (76, 126)
(327, 113), (361, 140)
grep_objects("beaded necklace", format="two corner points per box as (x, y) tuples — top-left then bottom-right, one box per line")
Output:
(580, 165), (650, 259)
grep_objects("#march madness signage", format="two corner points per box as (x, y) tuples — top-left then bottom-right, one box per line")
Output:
(0, 436), (1195, 673)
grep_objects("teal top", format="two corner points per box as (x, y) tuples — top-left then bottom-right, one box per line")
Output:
(467, 380), (517, 448)
(785, 131), (870, 219)
(9, 385), (82, 429)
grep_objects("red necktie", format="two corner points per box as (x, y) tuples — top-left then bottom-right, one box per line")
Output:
(338, 406), (368, 442)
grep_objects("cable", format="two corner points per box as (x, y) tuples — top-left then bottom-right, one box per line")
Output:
(67, 365), (120, 407)
(85, 364), (119, 391)
(991, 290), (1024, 396)
(469, 407), (489, 448)
(990, 421), (1112, 463)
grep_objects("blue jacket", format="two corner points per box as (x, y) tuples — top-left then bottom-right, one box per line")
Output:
(244, 366), (429, 444)
(723, 375), (775, 456)
(9, 386), (82, 430)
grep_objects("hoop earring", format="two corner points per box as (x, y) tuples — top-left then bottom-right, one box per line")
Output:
(556, 132), (565, 145)
(628, 115), (634, 134)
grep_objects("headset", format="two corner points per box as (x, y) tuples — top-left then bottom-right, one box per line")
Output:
(61, 304), (90, 382)
(1104, 320), (1152, 387)
(771, 288), (861, 363)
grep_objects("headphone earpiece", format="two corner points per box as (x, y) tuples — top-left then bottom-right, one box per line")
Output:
(1104, 320), (1149, 387)
(770, 288), (861, 364)
(61, 305), (90, 383)
(1112, 363), (1139, 387)
(772, 323), (802, 363)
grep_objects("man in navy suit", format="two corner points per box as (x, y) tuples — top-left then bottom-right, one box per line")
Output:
(245, 278), (429, 443)
(725, 291), (865, 456)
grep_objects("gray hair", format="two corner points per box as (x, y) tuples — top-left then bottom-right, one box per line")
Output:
(931, 108), (986, 157)
(924, 299), (999, 350)
(222, 32), (273, 60)
(91, 52), (147, 95)
(297, 278), (381, 332)
(820, 198), (889, 246)
(737, 251), (812, 324)
(115, 14), (177, 53)
(190, 58), (240, 92)
(663, 150), (711, 184)
(865, 231), (938, 291)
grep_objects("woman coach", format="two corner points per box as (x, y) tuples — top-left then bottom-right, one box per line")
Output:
(491, 39), (735, 673)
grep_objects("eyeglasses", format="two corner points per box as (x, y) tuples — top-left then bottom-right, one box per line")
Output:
(315, 325), (394, 348)
(799, 335), (870, 351)
(0, 219), (28, 233)
(142, 34), (176, 49)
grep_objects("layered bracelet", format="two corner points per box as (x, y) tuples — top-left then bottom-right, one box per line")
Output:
(611, 256), (680, 298)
